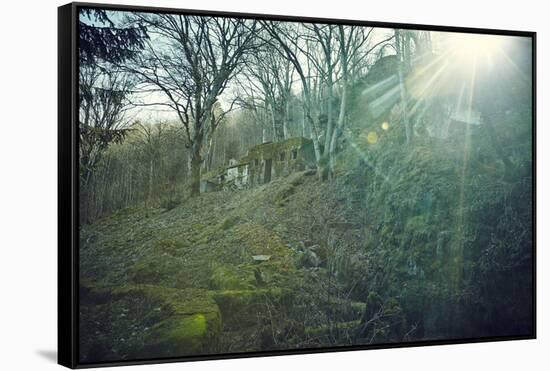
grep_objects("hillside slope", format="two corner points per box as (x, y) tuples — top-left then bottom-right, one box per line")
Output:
(79, 169), (376, 362)
(79, 125), (533, 363)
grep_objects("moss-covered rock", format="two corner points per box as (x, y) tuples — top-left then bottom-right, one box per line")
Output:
(144, 310), (220, 357)
(128, 253), (191, 287)
(120, 285), (221, 357)
(212, 288), (284, 329)
(80, 283), (222, 361)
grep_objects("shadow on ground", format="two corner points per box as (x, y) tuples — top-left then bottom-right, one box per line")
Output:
(36, 350), (57, 363)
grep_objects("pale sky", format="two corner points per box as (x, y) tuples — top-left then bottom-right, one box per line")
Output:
(81, 9), (529, 125)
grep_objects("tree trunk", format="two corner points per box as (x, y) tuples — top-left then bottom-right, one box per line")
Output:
(276, 110), (285, 142)
(324, 76), (334, 153)
(270, 105), (277, 141)
(305, 113), (323, 178)
(283, 98), (290, 139)
(301, 93), (308, 138)
(190, 142), (202, 197)
(329, 82), (348, 177)
(271, 103), (286, 142)
(396, 30), (412, 145)
(208, 134), (216, 171)
(320, 78), (335, 180)
(148, 158), (153, 208)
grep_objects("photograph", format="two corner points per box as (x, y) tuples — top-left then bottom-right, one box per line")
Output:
(74, 4), (534, 365)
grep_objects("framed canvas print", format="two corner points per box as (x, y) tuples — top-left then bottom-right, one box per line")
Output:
(58, 2), (536, 368)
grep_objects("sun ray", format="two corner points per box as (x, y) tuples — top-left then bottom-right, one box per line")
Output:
(343, 131), (390, 184)
(362, 74), (399, 97)
(496, 48), (531, 85)
(407, 60), (450, 116)
(443, 82), (467, 138)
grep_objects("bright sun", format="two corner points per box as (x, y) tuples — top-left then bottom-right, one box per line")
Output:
(444, 33), (506, 67)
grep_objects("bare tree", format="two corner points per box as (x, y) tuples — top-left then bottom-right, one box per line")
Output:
(302, 24), (340, 176)
(327, 25), (392, 175)
(264, 22), (391, 178)
(127, 14), (258, 195)
(132, 122), (168, 210)
(261, 21), (324, 174)
(235, 42), (296, 143)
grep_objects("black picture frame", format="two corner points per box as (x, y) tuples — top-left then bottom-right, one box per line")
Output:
(58, 2), (537, 368)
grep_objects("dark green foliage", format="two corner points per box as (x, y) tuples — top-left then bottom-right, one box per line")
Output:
(79, 9), (148, 65)
(78, 10), (150, 223)
(338, 78), (533, 339)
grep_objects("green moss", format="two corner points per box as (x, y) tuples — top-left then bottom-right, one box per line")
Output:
(152, 237), (189, 255)
(244, 137), (311, 161)
(145, 310), (221, 357)
(209, 265), (256, 290)
(173, 313), (207, 339)
(128, 259), (160, 284)
(221, 215), (241, 230)
(234, 223), (291, 258)
(351, 301), (367, 315)
(80, 283), (222, 361)
(212, 288), (284, 329)
(103, 285), (223, 357)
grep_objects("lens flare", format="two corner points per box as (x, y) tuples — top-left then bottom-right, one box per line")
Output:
(367, 131), (379, 144)
(444, 33), (506, 67)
